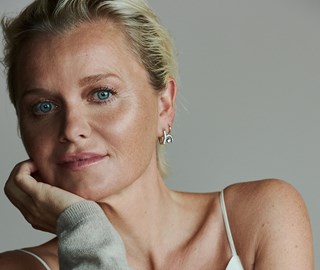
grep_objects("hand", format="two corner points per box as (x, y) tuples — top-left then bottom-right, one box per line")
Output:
(4, 160), (84, 233)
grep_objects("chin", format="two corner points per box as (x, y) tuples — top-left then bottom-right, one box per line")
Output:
(59, 177), (121, 201)
(42, 165), (132, 200)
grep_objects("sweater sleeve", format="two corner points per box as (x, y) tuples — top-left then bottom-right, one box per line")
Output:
(56, 200), (132, 270)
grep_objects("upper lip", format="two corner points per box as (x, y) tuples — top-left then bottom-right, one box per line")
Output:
(57, 152), (107, 164)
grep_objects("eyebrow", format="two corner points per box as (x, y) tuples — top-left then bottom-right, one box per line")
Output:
(79, 73), (121, 87)
(20, 73), (121, 100)
(20, 88), (55, 100)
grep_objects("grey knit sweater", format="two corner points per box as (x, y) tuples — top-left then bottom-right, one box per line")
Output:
(57, 201), (132, 270)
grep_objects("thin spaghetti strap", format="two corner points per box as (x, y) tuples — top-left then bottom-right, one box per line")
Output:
(19, 249), (51, 270)
(220, 190), (238, 257)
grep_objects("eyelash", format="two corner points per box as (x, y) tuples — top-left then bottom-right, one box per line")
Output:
(89, 87), (117, 104)
(29, 87), (117, 117)
(31, 100), (58, 117)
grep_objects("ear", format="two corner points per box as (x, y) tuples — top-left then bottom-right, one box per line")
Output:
(157, 78), (177, 137)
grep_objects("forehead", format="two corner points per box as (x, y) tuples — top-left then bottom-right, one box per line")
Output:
(16, 20), (142, 89)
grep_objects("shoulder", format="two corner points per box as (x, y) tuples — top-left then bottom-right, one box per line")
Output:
(0, 250), (43, 270)
(221, 179), (300, 239)
(223, 178), (309, 223)
(0, 238), (58, 270)
(224, 178), (304, 210)
(224, 179), (314, 269)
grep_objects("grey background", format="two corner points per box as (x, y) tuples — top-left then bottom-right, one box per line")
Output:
(0, 0), (318, 267)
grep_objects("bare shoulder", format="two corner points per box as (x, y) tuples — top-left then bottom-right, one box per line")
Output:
(224, 178), (305, 209)
(224, 179), (310, 225)
(224, 179), (314, 269)
(0, 250), (43, 270)
(0, 238), (58, 270)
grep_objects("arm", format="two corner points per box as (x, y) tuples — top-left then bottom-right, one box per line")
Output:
(57, 201), (132, 270)
(5, 160), (132, 269)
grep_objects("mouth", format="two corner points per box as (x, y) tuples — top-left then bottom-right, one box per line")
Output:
(57, 152), (108, 171)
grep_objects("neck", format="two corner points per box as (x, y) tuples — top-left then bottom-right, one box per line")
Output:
(98, 162), (180, 261)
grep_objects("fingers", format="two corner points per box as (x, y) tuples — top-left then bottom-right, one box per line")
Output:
(4, 161), (33, 207)
(17, 160), (37, 175)
(7, 160), (37, 184)
(5, 160), (37, 195)
(4, 160), (55, 232)
(5, 160), (85, 234)
(14, 161), (39, 195)
(5, 160), (39, 208)
(4, 160), (49, 230)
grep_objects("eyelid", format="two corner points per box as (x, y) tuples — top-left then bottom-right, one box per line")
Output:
(93, 86), (116, 94)
(32, 100), (59, 115)
(89, 87), (117, 102)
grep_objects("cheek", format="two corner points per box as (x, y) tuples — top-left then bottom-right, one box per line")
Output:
(19, 119), (62, 185)
(19, 118), (57, 163)
(104, 96), (158, 163)
(99, 90), (158, 137)
(92, 95), (156, 174)
(110, 93), (157, 137)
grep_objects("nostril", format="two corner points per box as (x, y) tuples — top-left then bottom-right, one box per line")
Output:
(58, 112), (91, 143)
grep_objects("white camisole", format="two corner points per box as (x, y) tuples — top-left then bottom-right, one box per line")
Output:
(220, 190), (244, 270)
(19, 190), (244, 270)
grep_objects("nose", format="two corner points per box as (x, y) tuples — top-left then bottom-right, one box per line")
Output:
(59, 105), (91, 143)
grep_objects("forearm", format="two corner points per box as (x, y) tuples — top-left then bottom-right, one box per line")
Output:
(57, 201), (132, 270)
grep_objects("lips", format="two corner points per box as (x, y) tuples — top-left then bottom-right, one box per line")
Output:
(57, 152), (107, 171)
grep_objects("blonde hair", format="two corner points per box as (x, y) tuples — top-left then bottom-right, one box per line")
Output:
(1, 0), (177, 177)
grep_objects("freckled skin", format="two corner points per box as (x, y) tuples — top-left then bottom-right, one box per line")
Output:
(16, 21), (160, 200)
(5, 20), (313, 270)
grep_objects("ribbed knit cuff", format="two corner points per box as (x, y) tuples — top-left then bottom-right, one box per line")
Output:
(56, 200), (105, 235)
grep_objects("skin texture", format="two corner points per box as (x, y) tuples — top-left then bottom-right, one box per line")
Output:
(1, 21), (314, 269)
(15, 21), (167, 201)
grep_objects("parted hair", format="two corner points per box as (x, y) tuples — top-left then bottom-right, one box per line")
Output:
(1, 0), (178, 177)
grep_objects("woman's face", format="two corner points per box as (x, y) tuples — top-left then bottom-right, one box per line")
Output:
(15, 22), (163, 200)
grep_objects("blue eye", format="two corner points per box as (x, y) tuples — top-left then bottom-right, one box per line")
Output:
(33, 101), (55, 115)
(92, 89), (113, 102)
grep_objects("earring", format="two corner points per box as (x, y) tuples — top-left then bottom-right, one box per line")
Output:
(159, 126), (173, 145)
(17, 123), (21, 139)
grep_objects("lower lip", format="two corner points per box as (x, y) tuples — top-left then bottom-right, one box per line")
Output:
(58, 156), (108, 171)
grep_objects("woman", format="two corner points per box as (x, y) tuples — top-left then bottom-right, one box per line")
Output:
(0, 0), (314, 269)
